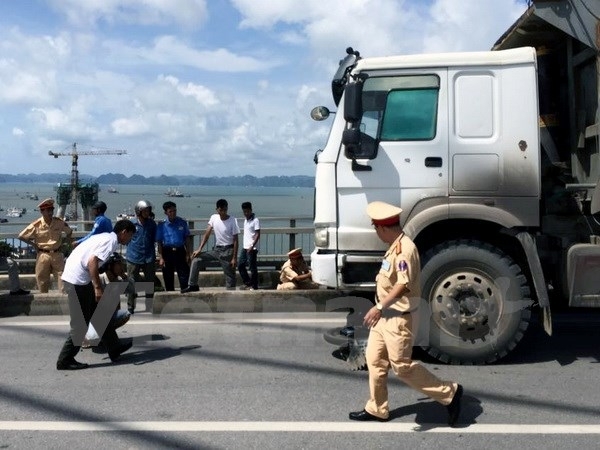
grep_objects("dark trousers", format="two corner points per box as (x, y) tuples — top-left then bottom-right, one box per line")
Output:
(162, 246), (190, 291)
(189, 246), (236, 288)
(57, 282), (120, 364)
(126, 261), (156, 311)
(238, 248), (258, 289)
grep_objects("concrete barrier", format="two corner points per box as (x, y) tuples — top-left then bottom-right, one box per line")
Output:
(0, 272), (362, 317)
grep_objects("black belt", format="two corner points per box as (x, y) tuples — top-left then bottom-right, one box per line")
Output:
(215, 244), (234, 249)
(164, 246), (185, 251)
(38, 248), (59, 253)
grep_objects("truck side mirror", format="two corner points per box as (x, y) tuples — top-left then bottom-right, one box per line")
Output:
(342, 129), (361, 157)
(344, 83), (363, 124)
(310, 106), (331, 121)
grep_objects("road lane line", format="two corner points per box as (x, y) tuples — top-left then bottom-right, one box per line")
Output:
(0, 317), (346, 327)
(0, 421), (599, 433)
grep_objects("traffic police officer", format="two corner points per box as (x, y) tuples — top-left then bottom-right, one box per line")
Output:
(18, 198), (73, 293)
(277, 248), (320, 290)
(349, 201), (464, 426)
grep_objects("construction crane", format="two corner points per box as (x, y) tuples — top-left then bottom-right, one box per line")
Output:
(48, 142), (127, 220)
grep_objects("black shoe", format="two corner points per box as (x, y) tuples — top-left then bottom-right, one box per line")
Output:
(127, 308), (135, 315)
(447, 384), (463, 427)
(57, 359), (89, 370)
(109, 341), (133, 362)
(181, 285), (199, 293)
(9, 288), (30, 296)
(349, 409), (388, 422)
(113, 311), (131, 329)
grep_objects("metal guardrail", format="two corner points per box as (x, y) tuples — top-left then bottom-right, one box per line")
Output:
(1, 216), (314, 271)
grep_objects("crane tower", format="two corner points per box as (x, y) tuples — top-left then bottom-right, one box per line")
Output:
(48, 143), (126, 221)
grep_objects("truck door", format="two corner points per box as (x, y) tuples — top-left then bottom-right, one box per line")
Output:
(335, 71), (449, 253)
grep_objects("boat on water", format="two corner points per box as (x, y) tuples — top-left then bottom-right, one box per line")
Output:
(166, 187), (184, 197)
(116, 208), (135, 221)
(107, 186), (119, 193)
(6, 207), (24, 218)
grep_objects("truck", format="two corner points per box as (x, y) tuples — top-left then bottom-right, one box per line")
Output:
(310, 0), (600, 365)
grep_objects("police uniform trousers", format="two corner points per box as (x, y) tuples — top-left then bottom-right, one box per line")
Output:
(189, 245), (236, 289)
(365, 312), (457, 419)
(276, 280), (320, 290)
(35, 251), (65, 293)
(57, 281), (121, 365)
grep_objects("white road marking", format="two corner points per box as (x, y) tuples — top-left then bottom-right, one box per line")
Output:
(0, 317), (346, 327)
(0, 421), (598, 433)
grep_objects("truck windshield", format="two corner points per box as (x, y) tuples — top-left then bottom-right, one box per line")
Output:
(362, 75), (440, 141)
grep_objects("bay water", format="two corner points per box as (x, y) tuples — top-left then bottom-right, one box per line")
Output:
(0, 183), (314, 236)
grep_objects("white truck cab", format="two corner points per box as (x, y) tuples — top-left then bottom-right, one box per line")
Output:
(312, 47), (540, 290)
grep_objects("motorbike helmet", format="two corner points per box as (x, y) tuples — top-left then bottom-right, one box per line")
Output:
(134, 200), (153, 215)
(99, 252), (124, 274)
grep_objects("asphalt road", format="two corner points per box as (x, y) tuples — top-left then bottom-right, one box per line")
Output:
(1, 310), (600, 449)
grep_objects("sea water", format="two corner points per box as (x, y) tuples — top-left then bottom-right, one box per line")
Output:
(0, 183), (314, 235)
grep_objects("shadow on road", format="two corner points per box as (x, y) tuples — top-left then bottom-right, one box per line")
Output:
(413, 310), (600, 366)
(388, 393), (483, 428)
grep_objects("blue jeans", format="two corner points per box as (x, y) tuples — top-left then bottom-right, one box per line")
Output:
(238, 248), (258, 289)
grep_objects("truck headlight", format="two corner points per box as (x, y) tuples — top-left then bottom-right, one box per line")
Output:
(314, 225), (329, 247)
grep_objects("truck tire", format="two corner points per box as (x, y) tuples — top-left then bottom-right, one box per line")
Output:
(420, 239), (532, 365)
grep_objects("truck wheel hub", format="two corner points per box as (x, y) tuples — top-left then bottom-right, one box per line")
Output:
(430, 272), (499, 341)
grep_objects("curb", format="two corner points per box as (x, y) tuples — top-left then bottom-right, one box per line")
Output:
(0, 289), (366, 317)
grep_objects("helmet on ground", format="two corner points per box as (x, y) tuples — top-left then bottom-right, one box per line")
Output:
(99, 252), (125, 274)
(134, 200), (153, 215)
(92, 201), (107, 214)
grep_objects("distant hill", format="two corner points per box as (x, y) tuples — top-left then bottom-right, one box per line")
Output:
(0, 173), (315, 188)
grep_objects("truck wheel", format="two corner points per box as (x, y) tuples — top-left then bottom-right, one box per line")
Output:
(420, 239), (532, 365)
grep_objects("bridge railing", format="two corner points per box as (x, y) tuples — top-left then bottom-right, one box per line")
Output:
(0, 216), (314, 272)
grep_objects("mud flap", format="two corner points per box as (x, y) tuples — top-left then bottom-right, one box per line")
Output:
(515, 231), (552, 336)
(542, 306), (552, 336)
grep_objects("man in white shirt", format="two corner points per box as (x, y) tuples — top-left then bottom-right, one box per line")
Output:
(182, 199), (240, 291)
(237, 202), (260, 290)
(56, 220), (136, 370)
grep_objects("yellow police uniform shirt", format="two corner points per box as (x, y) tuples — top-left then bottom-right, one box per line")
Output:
(18, 217), (73, 251)
(280, 259), (310, 283)
(375, 233), (421, 312)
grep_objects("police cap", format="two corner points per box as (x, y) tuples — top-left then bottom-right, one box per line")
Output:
(287, 248), (303, 258)
(366, 201), (402, 226)
(37, 198), (55, 210)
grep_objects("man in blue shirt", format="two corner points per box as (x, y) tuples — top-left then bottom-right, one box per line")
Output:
(125, 200), (157, 314)
(156, 201), (191, 292)
(73, 201), (112, 248)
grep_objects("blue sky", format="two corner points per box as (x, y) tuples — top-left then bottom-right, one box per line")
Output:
(0, 0), (528, 178)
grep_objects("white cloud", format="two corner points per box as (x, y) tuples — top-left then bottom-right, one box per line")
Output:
(48, 0), (209, 28)
(111, 117), (150, 136)
(0, 0), (530, 177)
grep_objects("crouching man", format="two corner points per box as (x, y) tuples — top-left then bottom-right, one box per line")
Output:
(56, 220), (136, 370)
(277, 248), (320, 290)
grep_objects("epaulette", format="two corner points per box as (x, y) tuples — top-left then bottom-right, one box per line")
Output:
(395, 240), (402, 255)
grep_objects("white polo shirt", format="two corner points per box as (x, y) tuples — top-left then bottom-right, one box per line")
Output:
(243, 215), (260, 250)
(61, 232), (118, 285)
